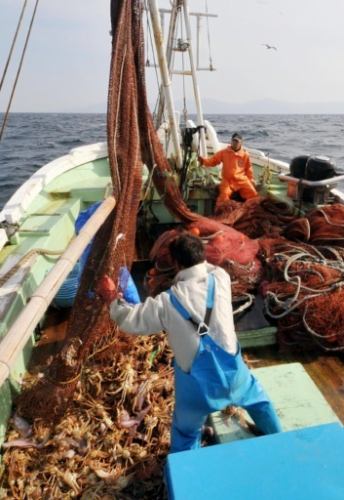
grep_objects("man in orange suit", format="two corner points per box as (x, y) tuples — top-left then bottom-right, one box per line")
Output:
(198, 132), (257, 211)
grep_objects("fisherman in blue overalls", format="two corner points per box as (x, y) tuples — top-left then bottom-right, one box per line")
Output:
(98, 234), (282, 453)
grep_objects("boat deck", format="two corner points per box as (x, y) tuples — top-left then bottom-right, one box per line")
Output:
(34, 309), (344, 424)
(245, 345), (344, 423)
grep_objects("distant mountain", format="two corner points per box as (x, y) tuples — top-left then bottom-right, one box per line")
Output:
(184, 98), (344, 114)
(13, 98), (344, 114)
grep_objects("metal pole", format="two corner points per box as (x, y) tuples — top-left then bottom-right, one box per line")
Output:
(182, 0), (207, 156)
(196, 14), (200, 70)
(155, 1), (179, 129)
(148, 0), (183, 168)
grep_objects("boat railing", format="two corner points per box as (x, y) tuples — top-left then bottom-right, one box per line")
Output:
(0, 195), (116, 388)
(279, 173), (344, 188)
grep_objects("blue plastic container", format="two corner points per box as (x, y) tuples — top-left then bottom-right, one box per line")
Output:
(53, 202), (101, 308)
(165, 423), (344, 500)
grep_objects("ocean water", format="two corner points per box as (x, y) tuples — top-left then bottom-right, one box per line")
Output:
(1, 113), (344, 210)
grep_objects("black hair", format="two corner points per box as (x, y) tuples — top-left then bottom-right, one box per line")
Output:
(231, 132), (243, 141)
(169, 234), (205, 268)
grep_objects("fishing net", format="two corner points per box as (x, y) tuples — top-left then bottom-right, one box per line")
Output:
(7, 1), (201, 496)
(303, 290), (344, 348)
(214, 196), (296, 238)
(17, 0), (142, 421)
(147, 219), (262, 298)
(284, 204), (344, 244)
(16, 0), (202, 419)
(260, 237), (344, 350)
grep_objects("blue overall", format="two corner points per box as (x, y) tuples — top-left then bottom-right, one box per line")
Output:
(168, 274), (282, 453)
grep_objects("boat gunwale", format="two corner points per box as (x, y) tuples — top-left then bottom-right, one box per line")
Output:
(0, 142), (109, 232)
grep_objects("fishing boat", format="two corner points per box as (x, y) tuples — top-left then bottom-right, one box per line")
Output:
(1, 1), (344, 498)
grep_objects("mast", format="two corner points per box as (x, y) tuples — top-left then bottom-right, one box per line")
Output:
(182, 0), (207, 157)
(154, 1), (180, 129)
(148, 0), (183, 168)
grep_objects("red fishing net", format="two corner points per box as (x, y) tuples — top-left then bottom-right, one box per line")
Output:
(215, 196), (296, 238)
(284, 204), (344, 244)
(16, 0), (202, 420)
(147, 218), (262, 298)
(259, 237), (344, 350)
(6, 2), (203, 496)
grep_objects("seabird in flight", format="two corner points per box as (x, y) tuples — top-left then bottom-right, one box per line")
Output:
(262, 43), (277, 51)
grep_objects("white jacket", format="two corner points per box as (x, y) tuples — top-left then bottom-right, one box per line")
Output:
(110, 261), (238, 372)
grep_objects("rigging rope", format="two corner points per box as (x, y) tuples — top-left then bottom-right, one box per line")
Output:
(204, 0), (214, 70)
(0, 0), (28, 93)
(0, 0), (40, 142)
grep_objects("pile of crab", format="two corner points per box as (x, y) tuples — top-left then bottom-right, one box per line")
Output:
(1, 331), (174, 499)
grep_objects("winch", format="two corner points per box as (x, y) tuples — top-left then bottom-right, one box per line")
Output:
(280, 155), (344, 204)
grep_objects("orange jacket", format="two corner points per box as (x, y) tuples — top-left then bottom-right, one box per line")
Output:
(201, 146), (254, 184)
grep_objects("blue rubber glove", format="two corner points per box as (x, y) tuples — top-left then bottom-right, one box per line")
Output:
(119, 266), (141, 304)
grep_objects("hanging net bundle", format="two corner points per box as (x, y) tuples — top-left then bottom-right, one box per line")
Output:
(3, 1), (202, 497)
(16, 0), (201, 421)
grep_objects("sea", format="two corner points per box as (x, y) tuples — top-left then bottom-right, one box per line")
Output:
(1, 113), (344, 210)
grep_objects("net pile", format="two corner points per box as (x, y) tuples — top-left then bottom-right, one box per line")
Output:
(147, 218), (262, 298)
(284, 204), (344, 244)
(185, 201), (344, 351)
(215, 196), (296, 238)
(143, 197), (344, 351)
(259, 237), (344, 350)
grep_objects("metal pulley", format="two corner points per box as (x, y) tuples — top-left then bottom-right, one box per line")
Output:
(174, 38), (190, 52)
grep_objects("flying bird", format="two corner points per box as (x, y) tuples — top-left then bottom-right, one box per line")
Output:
(262, 43), (277, 51)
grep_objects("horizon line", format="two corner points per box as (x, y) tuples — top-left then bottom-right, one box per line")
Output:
(2, 111), (344, 115)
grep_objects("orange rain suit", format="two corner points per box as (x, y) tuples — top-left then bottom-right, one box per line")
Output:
(201, 146), (257, 208)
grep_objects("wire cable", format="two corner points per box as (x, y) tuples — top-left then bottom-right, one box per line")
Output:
(0, 0), (40, 142)
(0, 0), (28, 93)
(204, 0), (214, 70)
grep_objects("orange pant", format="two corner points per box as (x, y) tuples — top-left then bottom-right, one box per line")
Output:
(216, 180), (257, 209)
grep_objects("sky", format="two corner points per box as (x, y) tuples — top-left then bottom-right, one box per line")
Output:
(1, 0), (344, 113)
